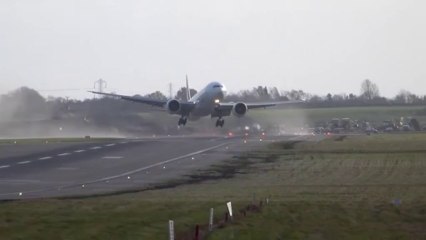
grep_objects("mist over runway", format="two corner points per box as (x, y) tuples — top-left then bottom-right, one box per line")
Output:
(0, 135), (298, 200)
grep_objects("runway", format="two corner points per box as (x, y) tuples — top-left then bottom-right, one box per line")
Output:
(0, 135), (289, 200)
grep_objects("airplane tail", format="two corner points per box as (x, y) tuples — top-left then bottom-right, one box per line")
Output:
(186, 75), (191, 101)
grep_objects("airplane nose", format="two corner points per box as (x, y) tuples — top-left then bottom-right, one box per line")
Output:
(221, 84), (227, 93)
(219, 89), (226, 98)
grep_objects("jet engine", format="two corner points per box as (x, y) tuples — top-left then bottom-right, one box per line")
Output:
(232, 102), (248, 117)
(166, 99), (181, 114)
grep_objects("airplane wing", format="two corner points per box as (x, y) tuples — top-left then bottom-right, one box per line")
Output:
(215, 100), (303, 117)
(89, 91), (167, 107)
(89, 91), (197, 115)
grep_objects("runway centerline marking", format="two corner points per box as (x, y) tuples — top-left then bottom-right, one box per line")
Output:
(57, 153), (71, 157)
(38, 156), (52, 160)
(74, 149), (85, 153)
(102, 156), (123, 159)
(0, 165), (10, 169)
(90, 146), (102, 150)
(17, 161), (31, 165)
(87, 142), (228, 184)
(105, 144), (115, 147)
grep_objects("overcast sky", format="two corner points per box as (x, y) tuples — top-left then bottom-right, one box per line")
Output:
(1, 0), (425, 99)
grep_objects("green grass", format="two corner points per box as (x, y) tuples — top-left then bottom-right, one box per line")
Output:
(248, 105), (426, 126)
(208, 201), (426, 240)
(0, 198), (231, 240)
(1, 133), (426, 239)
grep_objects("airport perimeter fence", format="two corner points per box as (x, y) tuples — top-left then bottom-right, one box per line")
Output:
(170, 197), (270, 240)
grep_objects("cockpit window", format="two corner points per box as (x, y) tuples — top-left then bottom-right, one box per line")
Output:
(213, 84), (222, 88)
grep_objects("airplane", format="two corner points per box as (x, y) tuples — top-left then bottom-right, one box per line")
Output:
(90, 77), (300, 127)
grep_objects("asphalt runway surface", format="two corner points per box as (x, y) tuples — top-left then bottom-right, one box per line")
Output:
(0, 135), (299, 200)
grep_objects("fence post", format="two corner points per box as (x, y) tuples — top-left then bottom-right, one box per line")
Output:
(226, 202), (233, 221)
(168, 220), (174, 240)
(209, 208), (214, 231)
(194, 224), (200, 240)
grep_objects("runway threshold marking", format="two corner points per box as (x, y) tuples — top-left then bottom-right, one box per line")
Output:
(0, 165), (10, 169)
(87, 142), (228, 183)
(38, 156), (52, 160)
(17, 161), (31, 165)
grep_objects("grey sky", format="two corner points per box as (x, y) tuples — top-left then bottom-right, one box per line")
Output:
(1, 0), (425, 99)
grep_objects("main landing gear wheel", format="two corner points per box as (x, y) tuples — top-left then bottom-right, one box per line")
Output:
(215, 118), (225, 127)
(178, 118), (187, 126)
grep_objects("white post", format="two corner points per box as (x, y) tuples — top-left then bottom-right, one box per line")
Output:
(226, 202), (233, 221)
(168, 220), (174, 240)
(209, 208), (214, 231)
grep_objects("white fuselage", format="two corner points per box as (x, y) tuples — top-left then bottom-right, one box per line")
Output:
(187, 82), (226, 120)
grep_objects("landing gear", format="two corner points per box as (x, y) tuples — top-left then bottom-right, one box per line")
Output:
(178, 117), (187, 126)
(215, 118), (225, 127)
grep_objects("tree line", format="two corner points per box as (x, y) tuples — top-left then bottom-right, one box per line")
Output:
(155, 79), (426, 107)
(1, 79), (426, 120)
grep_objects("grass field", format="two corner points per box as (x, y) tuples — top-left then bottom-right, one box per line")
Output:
(1, 133), (426, 239)
(248, 105), (426, 127)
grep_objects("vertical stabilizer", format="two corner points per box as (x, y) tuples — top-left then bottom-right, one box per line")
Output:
(186, 75), (191, 101)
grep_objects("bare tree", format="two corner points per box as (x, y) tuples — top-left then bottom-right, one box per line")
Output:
(145, 91), (167, 101)
(174, 87), (197, 101)
(269, 87), (281, 100)
(394, 89), (419, 104)
(0, 87), (47, 120)
(360, 79), (380, 100)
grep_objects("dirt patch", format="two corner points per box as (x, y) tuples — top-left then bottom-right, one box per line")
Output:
(273, 141), (301, 150)
(334, 135), (347, 141)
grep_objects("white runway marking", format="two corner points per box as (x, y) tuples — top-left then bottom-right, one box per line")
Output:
(0, 165), (10, 169)
(74, 149), (85, 153)
(102, 156), (123, 159)
(119, 142), (128, 144)
(38, 156), (52, 160)
(105, 144), (115, 147)
(57, 153), (71, 156)
(17, 161), (31, 165)
(90, 146), (102, 150)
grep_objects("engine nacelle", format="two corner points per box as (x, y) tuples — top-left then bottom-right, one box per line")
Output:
(166, 99), (181, 114)
(232, 102), (248, 117)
